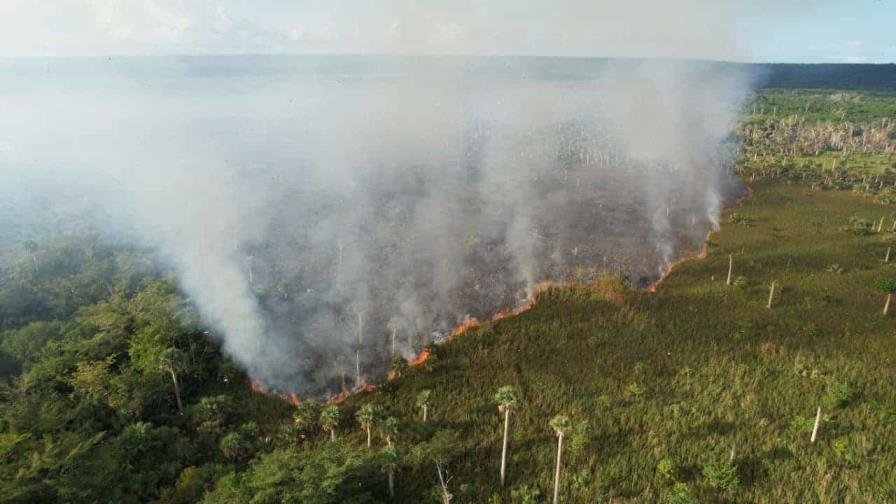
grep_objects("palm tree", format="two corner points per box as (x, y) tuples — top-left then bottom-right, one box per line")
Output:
(320, 405), (341, 441)
(356, 404), (378, 448)
(494, 386), (519, 487)
(391, 355), (409, 378)
(380, 445), (400, 498)
(549, 415), (572, 504)
(416, 390), (433, 422)
(381, 416), (398, 446)
(293, 401), (320, 440)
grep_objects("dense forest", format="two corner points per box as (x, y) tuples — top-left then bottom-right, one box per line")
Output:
(2, 87), (895, 502)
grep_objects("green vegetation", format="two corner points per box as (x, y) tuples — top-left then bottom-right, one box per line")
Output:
(1, 89), (894, 502)
(0, 237), (291, 503)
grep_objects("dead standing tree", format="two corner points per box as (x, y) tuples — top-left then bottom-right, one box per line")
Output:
(767, 280), (778, 309)
(158, 348), (187, 416)
(352, 303), (366, 388)
(726, 254), (734, 285)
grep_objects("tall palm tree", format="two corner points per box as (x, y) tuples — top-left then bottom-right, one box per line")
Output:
(293, 401), (320, 441)
(549, 415), (572, 504)
(356, 404), (377, 448)
(320, 405), (341, 441)
(416, 390), (432, 422)
(380, 416), (398, 447)
(380, 445), (399, 498)
(494, 386), (519, 487)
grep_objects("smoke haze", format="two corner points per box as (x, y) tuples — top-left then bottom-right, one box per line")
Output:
(0, 55), (749, 394)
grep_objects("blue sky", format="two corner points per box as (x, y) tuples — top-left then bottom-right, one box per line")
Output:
(1, 0), (893, 62)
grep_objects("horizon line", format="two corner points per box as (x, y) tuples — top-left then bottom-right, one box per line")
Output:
(1, 52), (894, 66)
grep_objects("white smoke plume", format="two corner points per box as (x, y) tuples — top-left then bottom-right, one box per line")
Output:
(0, 55), (750, 394)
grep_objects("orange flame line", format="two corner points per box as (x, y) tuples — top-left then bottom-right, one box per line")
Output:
(648, 185), (753, 293)
(249, 379), (301, 406)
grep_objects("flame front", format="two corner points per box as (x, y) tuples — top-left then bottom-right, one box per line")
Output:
(249, 379), (300, 406)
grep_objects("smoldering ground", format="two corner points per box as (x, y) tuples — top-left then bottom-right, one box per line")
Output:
(0, 56), (748, 395)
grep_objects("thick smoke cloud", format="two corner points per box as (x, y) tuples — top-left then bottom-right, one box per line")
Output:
(0, 56), (748, 394)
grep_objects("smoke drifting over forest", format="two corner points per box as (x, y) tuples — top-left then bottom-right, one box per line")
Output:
(0, 56), (749, 394)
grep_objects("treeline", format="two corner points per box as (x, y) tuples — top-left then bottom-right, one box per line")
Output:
(0, 235), (292, 503)
(753, 63), (896, 93)
(738, 90), (896, 195)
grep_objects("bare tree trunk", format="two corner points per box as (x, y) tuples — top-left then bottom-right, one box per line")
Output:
(355, 351), (361, 389)
(366, 426), (371, 448)
(553, 434), (564, 504)
(436, 463), (452, 504)
(330, 428), (336, 442)
(886, 247), (892, 263)
(726, 254), (733, 286)
(423, 405), (428, 423)
(884, 294), (891, 316)
(811, 407), (822, 443)
(168, 367), (184, 416)
(388, 469), (394, 498)
(500, 408), (511, 486)
(766, 281), (777, 309)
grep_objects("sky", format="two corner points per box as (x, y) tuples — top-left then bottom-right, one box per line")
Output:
(0, 0), (894, 63)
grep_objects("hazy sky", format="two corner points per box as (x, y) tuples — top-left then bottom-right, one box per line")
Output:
(1, 0), (894, 62)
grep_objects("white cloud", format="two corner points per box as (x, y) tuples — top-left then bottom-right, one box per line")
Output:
(0, 0), (887, 61)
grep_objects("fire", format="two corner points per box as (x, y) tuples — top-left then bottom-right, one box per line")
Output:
(409, 348), (432, 367)
(647, 245), (709, 293)
(407, 296), (539, 367)
(283, 393), (301, 406)
(329, 384), (376, 404)
(248, 379), (300, 406)
(649, 185), (753, 293)
(451, 315), (481, 336)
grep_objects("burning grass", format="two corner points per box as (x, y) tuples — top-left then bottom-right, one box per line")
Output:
(335, 178), (896, 502)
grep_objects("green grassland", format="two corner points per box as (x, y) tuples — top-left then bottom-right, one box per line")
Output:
(745, 89), (896, 125)
(756, 152), (896, 176)
(326, 180), (896, 503)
